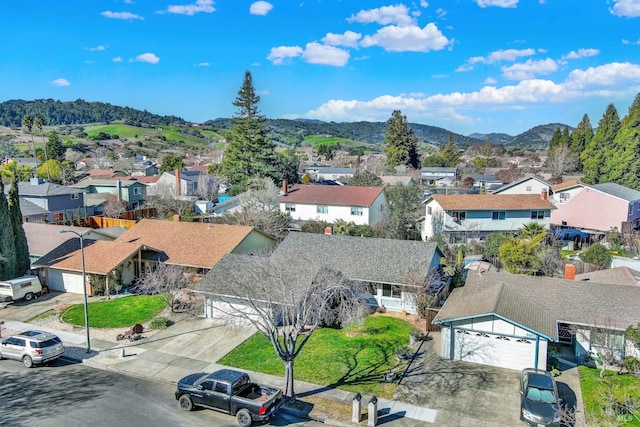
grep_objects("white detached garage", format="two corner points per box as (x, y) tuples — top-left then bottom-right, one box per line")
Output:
(433, 281), (555, 371)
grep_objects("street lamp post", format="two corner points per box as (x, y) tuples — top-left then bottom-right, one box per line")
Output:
(60, 229), (91, 353)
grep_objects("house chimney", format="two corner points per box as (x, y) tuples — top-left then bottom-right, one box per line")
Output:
(540, 189), (548, 200)
(324, 227), (333, 235)
(564, 264), (576, 280)
(282, 180), (288, 195)
(175, 170), (181, 197)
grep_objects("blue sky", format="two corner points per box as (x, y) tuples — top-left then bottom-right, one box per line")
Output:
(2, 0), (640, 136)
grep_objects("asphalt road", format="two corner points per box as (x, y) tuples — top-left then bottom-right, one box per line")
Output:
(0, 357), (321, 427)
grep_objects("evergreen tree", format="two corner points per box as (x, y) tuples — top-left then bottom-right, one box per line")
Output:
(0, 181), (16, 279)
(439, 133), (462, 167)
(581, 104), (620, 184)
(159, 154), (184, 174)
(222, 71), (277, 186)
(8, 179), (29, 276)
(384, 110), (420, 170)
(45, 130), (65, 161)
(549, 127), (562, 150)
(606, 92), (640, 189)
(570, 114), (593, 171)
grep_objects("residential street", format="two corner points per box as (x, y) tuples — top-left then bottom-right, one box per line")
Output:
(0, 357), (321, 427)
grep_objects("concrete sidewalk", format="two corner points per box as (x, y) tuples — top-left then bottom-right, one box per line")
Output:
(4, 319), (438, 426)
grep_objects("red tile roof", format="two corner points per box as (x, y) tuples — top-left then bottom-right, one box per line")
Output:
(114, 219), (259, 268)
(280, 185), (385, 207)
(432, 194), (556, 210)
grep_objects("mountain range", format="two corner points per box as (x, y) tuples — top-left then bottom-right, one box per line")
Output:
(0, 99), (571, 149)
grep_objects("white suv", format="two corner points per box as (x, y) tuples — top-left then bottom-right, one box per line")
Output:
(0, 331), (64, 368)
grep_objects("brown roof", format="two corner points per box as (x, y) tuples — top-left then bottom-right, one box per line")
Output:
(280, 185), (385, 207)
(50, 241), (141, 275)
(575, 266), (640, 286)
(133, 176), (160, 184)
(552, 179), (585, 191)
(432, 194), (556, 211)
(114, 219), (259, 268)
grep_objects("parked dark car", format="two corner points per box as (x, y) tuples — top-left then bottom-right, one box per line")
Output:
(175, 369), (282, 426)
(520, 368), (562, 426)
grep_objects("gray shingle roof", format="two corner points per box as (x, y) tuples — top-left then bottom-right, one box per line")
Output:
(434, 271), (640, 336)
(591, 182), (640, 202)
(19, 198), (49, 216)
(17, 181), (82, 196)
(195, 233), (444, 297)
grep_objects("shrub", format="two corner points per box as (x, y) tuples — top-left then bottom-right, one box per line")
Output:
(149, 317), (174, 330)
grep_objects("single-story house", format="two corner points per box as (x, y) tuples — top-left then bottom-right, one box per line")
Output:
(433, 271), (640, 371)
(195, 232), (446, 319)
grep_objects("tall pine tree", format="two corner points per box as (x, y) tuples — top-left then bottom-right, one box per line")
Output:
(8, 179), (30, 276)
(581, 104), (620, 184)
(221, 71), (277, 187)
(570, 114), (593, 171)
(606, 93), (640, 189)
(0, 180), (16, 279)
(384, 110), (420, 170)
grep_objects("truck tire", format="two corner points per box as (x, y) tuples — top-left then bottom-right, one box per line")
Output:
(25, 293), (34, 301)
(178, 395), (193, 411)
(236, 409), (252, 427)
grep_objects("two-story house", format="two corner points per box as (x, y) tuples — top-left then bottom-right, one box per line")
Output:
(146, 170), (217, 199)
(279, 184), (388, 227)
(14, 178), (89, 223)
(549, 179), (585, 205)
(551, 182), (640, 233)
(421, 193), (555, 243)
(491, 174), (553, 196)
(72, 178), (146, 210)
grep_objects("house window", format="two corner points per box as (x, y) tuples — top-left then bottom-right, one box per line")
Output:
(531, 210), (545, 219)
(559, 192), (570, 201)
(382, 284), (401, 299)
(451, 211), (466, 222)
(492, 211), (506, 220)
(591, 329), (625, 349)
(526, 186), (532, 192)
(53, 212), (63, 221)
(285, 203), (296, 212)
(317, 205), (328, 214)
(70, 193), (79, 200)
(133, 187), (142, 195)
(351, 207), (363, 216)
(427, 206), (432, 215)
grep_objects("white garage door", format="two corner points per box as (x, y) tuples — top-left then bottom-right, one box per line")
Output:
(453, 330), (536, 371)
(205, 297), (261, 326)
(47, 270), (85, 294)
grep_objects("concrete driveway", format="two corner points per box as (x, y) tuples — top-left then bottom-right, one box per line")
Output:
(394, 336), (522, 426)
(0, 291), (83, 323)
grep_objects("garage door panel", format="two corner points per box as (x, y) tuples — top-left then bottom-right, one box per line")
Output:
(454, 329), (536, 371)
(47, 270), (84, 294)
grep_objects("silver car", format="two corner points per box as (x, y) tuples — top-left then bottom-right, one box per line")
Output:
(0, 331), (64, 368)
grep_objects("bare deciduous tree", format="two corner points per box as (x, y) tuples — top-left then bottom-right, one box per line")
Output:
(545, 144), (577, 178)
(195, 173), (220, 202)
(102, 194), (127, 218)
(573, 319), (626, 378)
(135, 263), (191, 312)
(205, 255), (371, 398)
(144, 180), (194, 218)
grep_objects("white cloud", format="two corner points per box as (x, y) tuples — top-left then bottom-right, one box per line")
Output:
(347, 5), (415, 26)
(87, 45), (106, 51)
(501, 58), (558, 80)
(135, 52), (160, 64)
(469, 48), (536, 65)
(302, 42), (350, 66)
(610, 0), (640, 17)
(113, 57), (123, 62)
(321, 31), (362, 48)
(484, 77), (498, 84)
(101, 10), (143, 20)
(436, 8), (447, 18)
(563, 48), (599, 60)
(267, 46), (304, 64)
(167, 0), (215, 15)
(195, 62), (210, 66)
(299, 61), (640, 125)
(360, 23), (450, 52)
(51, 78), (70, 87)
(474, 0), (519, 7)
(420, 1), (429, 7)
(250, 1), (273, 16)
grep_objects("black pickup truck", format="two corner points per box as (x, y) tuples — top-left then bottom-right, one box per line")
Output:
(175, 369), (283, 426)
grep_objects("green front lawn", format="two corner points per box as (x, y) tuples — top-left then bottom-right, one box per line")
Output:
(60, 295), (167, 328)
(579, 365), (640, 426)
(219, 315), (413, 398)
